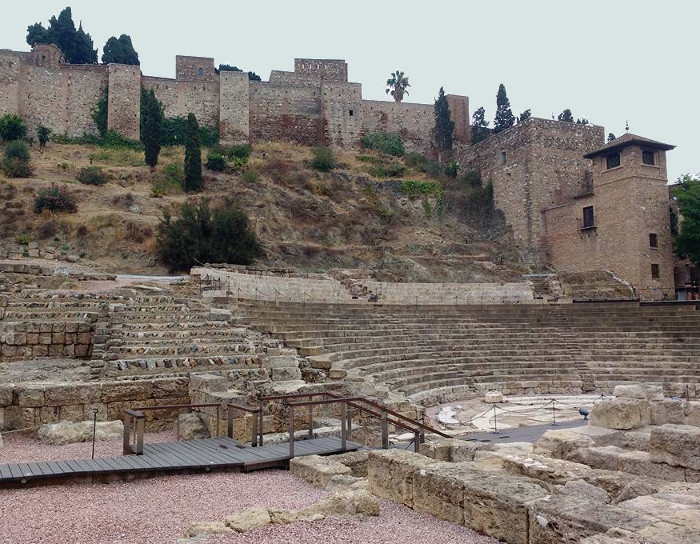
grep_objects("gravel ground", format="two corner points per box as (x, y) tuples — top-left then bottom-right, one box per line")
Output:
(0, 435), (500, 544)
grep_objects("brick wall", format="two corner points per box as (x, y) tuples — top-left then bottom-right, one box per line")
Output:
(107, 64), (141, 140)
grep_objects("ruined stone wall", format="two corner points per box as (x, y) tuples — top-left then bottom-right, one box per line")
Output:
(107, 64), (141, 140)
(294, 59), (348, 82)
(322, 82), (362, 148)
(361, 100), (435, 154)
(143, 76), (220, 127)
(0, 50), (21, 116)
(219, 70), (249, 143)
(456, 118), (604, 255)
(249, 81), (324, 146)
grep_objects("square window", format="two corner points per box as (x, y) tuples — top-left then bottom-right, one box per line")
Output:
(349, 109), (354, 116)
(582, 206), (595, 229)
(642, 151), (655, 165)
(649, 233), (658, 248)
(651, 264), (660, 279)
(606, 153), (620, 169)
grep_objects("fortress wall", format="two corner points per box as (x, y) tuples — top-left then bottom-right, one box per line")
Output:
(0, 50), (21, 116)
(361, 100), (435, 154)
(19, 62), (68, 136)
(322, 82), (362, 148)
(446, 94), (470, 144)
(294, 59), (348, 82)
(143, 76), (220, 127)
(64, 65), (108, 137)
(219, 70), (249, 144)
(107, 64), (141, 140)
(249, 82), (324, 146)
(270, 70), (320, 86)
(175, 55), (218, 83)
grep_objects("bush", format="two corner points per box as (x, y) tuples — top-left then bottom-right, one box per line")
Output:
(205, 153), (227, 171)
(460, 170), (482, 188)
(368, 163), (405, 179)
(161, 117), (220, 147)
(311, 146), (335, 171)
(157, 199), (262, 272)
(404, 152), (427, 168)
(445, 162), (459, 178)
(0, 114), (27, 142)
(399, 180), (443, 197)
(76, 166), (109, 186)
(34, 185), (77, 213)
(1, 140), (33, 178)
(37, 124), (51, 149)
(360, 132), (405, 157)
(242, 170), (259, 183)
(38, 220), (59, 239)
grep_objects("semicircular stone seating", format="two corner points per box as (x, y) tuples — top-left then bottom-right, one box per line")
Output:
(237, 299), (700, 406)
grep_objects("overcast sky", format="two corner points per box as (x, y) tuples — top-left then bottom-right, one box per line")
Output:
(4, 1), (697, 181)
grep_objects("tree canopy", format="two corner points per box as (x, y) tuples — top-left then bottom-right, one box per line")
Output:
(184, 113), (203, 192)
(557, 109), (575, 123)
(102, 34), (140, 65)
(140, 88), (163, 168)
(386, 70), (410, 103)
(673, 174), (700, 266)
(434, 87), (455, 154)
(493, 84), (515, 133)
(217, 64), (261, 81)
(471, 106), (491, 144)
(26, 7), (97, 64)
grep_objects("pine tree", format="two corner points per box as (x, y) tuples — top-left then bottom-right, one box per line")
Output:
(434, 87), (455, 155)
(493, 84), (515, 133)
(518, 109), (532, 123)
(140, 88), (163, 168)
(102, 35), (140, 65)
(557, 109), (575, 123)
(471, 107), (490, 144)
(184, 113), (202, 192)
(25, 7), (97, 64)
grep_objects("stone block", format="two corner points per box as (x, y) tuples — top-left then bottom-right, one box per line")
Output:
(32, 345), (48, 357)
(332, 450), (369, 477)
(484, 391), (503, 403)
(25, 333), (39, 345)
(534, 429), (595, 460)
(419, 438), (487, 462)
(367, 449), (433, 507)
(412, 462), (467, 525)
(225, 506), (271, 533)
(613, 384), (648, 399)
(684, 402), (700, 427)
(38, 420), (124, 445)
(58, 404), (88, 421)
(189, 373), (228, 393)
(101, 381), (153, 403)
(651, 399), (686, 425)
(152, 377), (189, 398)
(51, 332), (65, 344)
(618, 450), (686, 482)
(48, 344), (64, 357)
(77, 332), (92, 344)
(178, 412), (210, 440)
(13, 385), (45, 407)
(649, 424), (700, 470)
(0, 385), (12, 407)
(208, 308), (232, 322)
(590, 398), (650, 430)
(290, 454), (351, 488)
(38, 333), (52, 345)
(74, 344), (89, 357)
(45, 383), (101, 406)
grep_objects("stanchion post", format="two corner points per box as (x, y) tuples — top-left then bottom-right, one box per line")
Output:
(289, 404), (295, 459)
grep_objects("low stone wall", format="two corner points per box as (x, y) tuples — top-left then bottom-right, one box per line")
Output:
(0, 321), (93, 360)
(0, 377), (190, 431)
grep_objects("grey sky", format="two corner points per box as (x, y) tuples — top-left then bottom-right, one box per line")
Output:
(5, 1), (697, 181)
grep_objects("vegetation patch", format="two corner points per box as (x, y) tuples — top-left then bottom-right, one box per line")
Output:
(1, 140), (34, 178)
(76, 166), (109, 186)
(34, 185), (77, 213)
(311, 146), (335, 172)
(361, 132), (405, 157)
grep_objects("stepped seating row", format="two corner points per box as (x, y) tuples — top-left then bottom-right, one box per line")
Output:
(236, 299), (700, 404)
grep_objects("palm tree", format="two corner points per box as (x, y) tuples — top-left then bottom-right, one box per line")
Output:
(386, 70), (410, 103)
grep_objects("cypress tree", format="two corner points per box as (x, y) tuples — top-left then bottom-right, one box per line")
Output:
(141, 88), (163, 168)
(184, 113), (202, 192)
(493, 84), (515, 134)
(434, 87), (455, 155)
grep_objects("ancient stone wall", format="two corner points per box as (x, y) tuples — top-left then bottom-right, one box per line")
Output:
(269, 70), (320, 86)
(456, 118), (604, 256)
(219, 70), (249, 143)
(361, 100), (435, 154)
(175, 55), (218, 82)
(294, 58), (348, 82)
(143, 76), (220, 127)
(0, 50), (21, 117)
(0, 321), (92, 360)
(322, 82), (362, 148)
(107, 64), (141, 140)
(446, 94), (470, 144)
(249, 81), (324, 146)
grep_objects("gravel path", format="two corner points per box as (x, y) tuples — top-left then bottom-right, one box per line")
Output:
(0, 435), (500, 544)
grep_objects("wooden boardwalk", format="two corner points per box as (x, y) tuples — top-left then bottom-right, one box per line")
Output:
(0, 436), (360, 489)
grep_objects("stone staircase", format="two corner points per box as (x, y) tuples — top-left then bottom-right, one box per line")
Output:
(236, 299), (700, 405)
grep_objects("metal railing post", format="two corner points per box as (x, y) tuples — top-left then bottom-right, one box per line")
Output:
(308, 395), (314, 439)
(123, 414), (131, 455)
(381, 410), (389, 449)
(251, 411), (258, 447)
(346, 406), (352, 441)
(414, 430), (421, 453)
(135, 416), (145, 455)
(258, 398), (264, 446)
(289, 404), (295, 459)
(340, 401), (347, 452)
(216, 405), (221, 437)
(227, 406), (233, 439)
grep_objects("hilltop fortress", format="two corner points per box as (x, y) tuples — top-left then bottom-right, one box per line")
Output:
(0, 44), (678, 297)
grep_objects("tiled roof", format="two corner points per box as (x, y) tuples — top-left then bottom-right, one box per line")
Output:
(583, 133), (675, 159)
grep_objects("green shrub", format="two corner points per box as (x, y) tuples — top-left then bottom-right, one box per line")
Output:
(161, 117), (219, 147)
(360, 132), (405, 157)
(311, 146), (335, 172)
(38, 220), (59, 239)
(37, 124), (51, 149)
(242, 170), (259, 183)
(14, 232), (33, 245)
(421, 160), (444, 178)
(205, 153), (227, 171)
(460, 170), (483, 188)
(34, 185), (77, 213)
(445, 162), (459, 178)
(226, 144), (251, 161)
(76, 166), (108, 186)
(356, 154), (382, 164)
(368, 163), (406, 179)
(157, 198), (262, 272)
(1, 140), (33, 178)
(0, 114), (27, 142)
(399, 180), (443, 197)
(403, 152), (427, 168)
(152, 163), (184, 196)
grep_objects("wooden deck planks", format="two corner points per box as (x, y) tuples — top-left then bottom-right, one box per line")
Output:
(0, 437), (360, 486)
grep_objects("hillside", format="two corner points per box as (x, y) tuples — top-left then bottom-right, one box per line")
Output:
(0, 141), (530, 281)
